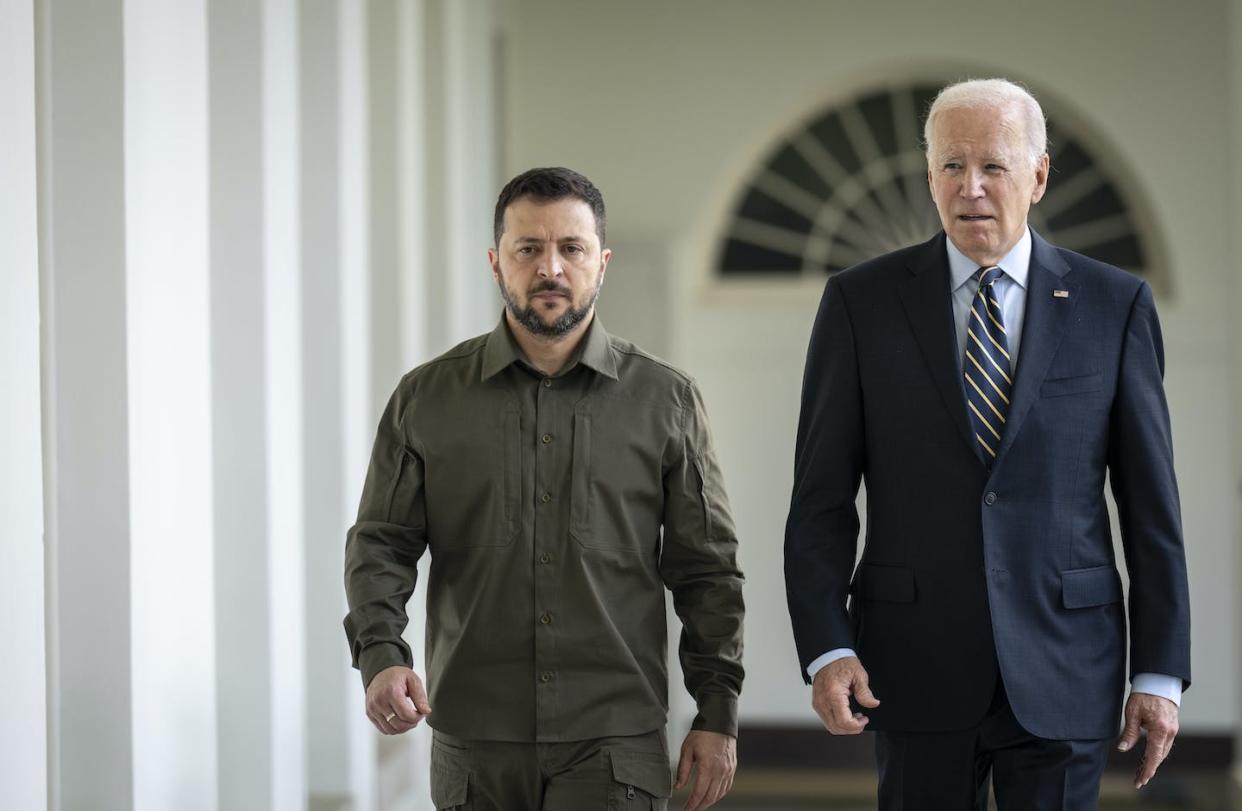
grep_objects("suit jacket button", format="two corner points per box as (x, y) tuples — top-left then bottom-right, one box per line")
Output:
(985, 492), (997, 506)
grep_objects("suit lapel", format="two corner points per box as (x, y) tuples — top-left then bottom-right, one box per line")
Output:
(898, 234), (980, 464)
(993, 231), (1078, 466)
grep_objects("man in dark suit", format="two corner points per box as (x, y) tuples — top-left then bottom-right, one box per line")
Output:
(784, 78), (1190, 809)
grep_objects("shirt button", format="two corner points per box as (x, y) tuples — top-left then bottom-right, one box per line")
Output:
(540, 613), (552, 625)
(540, 492), (552, 503)
(541, 433), (553, 444)
(542, 378), (552, 388)
(539, 553), (552, 564)
(985, 492), (997, 506)
(540, 671), (553, 683)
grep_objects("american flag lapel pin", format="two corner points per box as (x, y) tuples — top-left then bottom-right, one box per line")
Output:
(1053, 289), (1070, 298)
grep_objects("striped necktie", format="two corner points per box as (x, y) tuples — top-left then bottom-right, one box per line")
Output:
(963, 266), (1012, 464)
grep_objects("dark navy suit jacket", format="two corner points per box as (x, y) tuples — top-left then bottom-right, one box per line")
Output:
(784, 230), (1191, 740)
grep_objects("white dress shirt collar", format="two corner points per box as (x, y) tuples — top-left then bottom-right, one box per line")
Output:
(946, 226), (1033, 292)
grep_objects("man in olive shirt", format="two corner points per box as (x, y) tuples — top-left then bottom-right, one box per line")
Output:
(344, 167), (744, 811)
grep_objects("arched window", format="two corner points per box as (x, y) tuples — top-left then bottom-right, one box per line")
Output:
(717, 81), (1165, 292)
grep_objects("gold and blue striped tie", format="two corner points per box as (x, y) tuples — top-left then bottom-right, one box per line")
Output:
(964, 267), (1012, 463)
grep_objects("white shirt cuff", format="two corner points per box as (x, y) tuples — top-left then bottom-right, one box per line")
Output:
(807, 648), (857, 680)
(1131, 673), (1182, 706)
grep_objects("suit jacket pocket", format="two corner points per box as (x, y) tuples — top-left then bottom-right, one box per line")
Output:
(1061, 565), (1123, 609)
(858, 564), (916, 603)
(1040, 372), (1102, 398)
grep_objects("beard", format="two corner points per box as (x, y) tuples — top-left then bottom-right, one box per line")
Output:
(500, 276), (602, 339)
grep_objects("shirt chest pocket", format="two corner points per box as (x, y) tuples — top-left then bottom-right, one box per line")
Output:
(569, 403), (666, 552)
(425, 403), (521, 549)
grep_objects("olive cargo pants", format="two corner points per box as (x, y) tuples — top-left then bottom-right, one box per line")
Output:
(430, 728), (671, 810)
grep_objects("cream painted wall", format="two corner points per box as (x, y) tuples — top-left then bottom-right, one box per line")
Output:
(502, 0), (1238, 730)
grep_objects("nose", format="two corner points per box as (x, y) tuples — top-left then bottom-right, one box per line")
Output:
(537, 250), (565, 279)
(959, 167), (985, 199)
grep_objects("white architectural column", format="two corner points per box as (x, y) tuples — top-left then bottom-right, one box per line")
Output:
(207, 0), (307, 808)
(368, 0), (403, 413)
(421, 0), (450, 347)
(441, 0), (501, 342)
(262, 0), (310, 808)
(396, 0), (430, 371)
(0, 1), (47, 807)
(208, 3), (271, 807)
(339, 1), (381, 806)
(123, 2), (218, 808)
(37, 0), (136, 808)
(301, 1), (377, 808)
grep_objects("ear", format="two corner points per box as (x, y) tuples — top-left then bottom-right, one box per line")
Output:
(598, 247), (612, 282)
(488, 248), (502, 283)
(1030, 153), (1050, 204)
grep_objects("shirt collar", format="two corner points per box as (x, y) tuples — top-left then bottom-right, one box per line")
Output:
(947, 226), (1032, 292)
(576, 316), (620, 380)
(481, 313), (619, 381)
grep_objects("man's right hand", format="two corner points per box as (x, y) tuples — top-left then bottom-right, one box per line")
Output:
(811, 656), (880, 735)
(365, 665), (432, 735)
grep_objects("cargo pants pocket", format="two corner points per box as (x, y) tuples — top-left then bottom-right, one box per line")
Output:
(608, 751), (671, 810)
(430, 763), (470, 810)
(430, 737), (472, 810)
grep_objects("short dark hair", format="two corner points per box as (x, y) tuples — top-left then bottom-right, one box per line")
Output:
(493, 167), (606, 247)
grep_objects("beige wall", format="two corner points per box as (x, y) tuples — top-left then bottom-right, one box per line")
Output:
(502, 0), (1238, 730)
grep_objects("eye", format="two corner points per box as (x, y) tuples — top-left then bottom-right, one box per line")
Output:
(517, 245), (536, 256)
(564, 245), (583, 255)
(985, 163), (1007, 173)
(943, 162), (961, 171)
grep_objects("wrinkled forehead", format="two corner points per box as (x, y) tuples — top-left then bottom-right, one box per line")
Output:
(928, 103), (1028, 158)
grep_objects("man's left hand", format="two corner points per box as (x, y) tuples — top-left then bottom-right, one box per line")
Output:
(1117, 692), (1179, 789)
(674, 730), (736, 811)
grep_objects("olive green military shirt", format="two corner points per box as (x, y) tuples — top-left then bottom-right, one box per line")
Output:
(343, 316), (744, 742)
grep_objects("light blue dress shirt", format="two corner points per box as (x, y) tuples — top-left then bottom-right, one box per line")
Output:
(807, 228), (1182, 707)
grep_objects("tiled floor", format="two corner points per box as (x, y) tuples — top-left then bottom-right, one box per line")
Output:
(677, 769), (1241, 810)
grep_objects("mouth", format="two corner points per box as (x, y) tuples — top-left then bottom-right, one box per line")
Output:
(958, 214), (994, 222)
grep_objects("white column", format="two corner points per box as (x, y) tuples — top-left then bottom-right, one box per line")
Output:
(207, 0), (307, 808)
(397, 0), (430, 371)
(263, 1), (309, 809)
(368, 0), (402, 413)
(301, 0), (377, 807)
(123, 2), (218, 809)
(422, 0), (450, 346)
(38, 0), (135, 808)
(442, 0), (501, 342)
(339, 2), (381, 808)
(208, 3), (270, 807)
(0, 1), (47, 807)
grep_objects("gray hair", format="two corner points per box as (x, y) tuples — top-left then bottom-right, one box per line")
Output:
(923, 78), (1048, 168)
